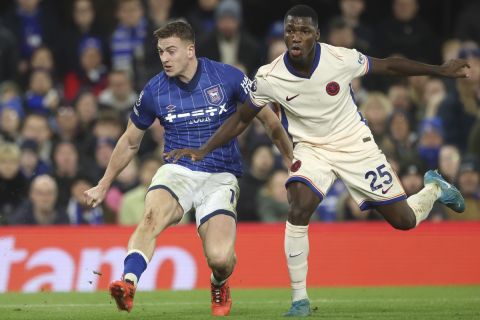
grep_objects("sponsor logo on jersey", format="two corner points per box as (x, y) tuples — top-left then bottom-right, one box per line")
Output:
(166, 104), (176, 113)
(164, 104), (228, 123)
(326, 81), (340, 96)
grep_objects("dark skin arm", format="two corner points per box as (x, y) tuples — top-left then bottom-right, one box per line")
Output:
(165, 57), (470, 163)
(370, 57), (470, 78)
(165, 103), (286, 163)
(256, 106), (293, 168)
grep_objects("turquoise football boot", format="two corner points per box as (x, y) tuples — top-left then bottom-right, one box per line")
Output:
(284, 299), (311, 317)
(424, 170), (465, 213)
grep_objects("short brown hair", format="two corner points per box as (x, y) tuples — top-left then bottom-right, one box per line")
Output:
(153, 20), (195, 43)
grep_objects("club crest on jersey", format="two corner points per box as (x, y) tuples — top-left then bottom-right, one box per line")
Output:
(326, 81), (340, 96)
(204, 84), (225, 106)
(290, 160), (302, 172)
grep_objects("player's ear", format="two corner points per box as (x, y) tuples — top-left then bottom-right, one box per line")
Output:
(315, 29), (320, 42)
(188, 43), (195, 58)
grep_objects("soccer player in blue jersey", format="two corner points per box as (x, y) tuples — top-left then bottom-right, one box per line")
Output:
(84, 21), (292, 316)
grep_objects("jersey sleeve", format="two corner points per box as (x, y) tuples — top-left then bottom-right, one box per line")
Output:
(343, 48), (372, 79)
(247, 72), (275, 110)
(129, 83), (156, 130)
(224, 64), (251, 103)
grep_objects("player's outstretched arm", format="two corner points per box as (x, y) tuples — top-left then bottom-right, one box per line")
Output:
(84, 120), (146, 208)
(165, 102), (260, 162)
(256, 106), (293, 168)
(370, 56), (470, 78)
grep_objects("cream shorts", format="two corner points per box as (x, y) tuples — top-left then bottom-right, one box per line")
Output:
(148, 164), (239, 226)
(287, 125), (406, 210)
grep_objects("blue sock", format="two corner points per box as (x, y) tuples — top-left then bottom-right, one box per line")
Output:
(123, 251), (148, 286)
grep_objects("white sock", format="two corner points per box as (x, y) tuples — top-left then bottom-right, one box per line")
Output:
(123, 273), (138, 286)
(407, 183), (442, 226)
(210, 273), (227, 286)
(285, 221), (309, 302)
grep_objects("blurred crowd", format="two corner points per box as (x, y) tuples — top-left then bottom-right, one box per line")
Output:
(0, 0), (479, 226)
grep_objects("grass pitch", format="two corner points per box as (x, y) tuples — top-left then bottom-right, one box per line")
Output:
(0, 286), (479, 319)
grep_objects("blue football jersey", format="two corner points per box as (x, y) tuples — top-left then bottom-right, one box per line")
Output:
(130, 58), (251, 176)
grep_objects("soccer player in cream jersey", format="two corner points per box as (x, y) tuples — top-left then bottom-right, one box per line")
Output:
(167, 5), (469, 317)
(84, 21), (292, 316)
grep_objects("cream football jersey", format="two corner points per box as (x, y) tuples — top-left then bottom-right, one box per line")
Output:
(249, 42), (371, 145)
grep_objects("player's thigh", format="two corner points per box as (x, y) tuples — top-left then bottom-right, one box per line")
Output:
(196, 172), (238, 260)
(334, 146), (407, 212)
(375, 199), (416, 230)
(142, 189), (184, 228)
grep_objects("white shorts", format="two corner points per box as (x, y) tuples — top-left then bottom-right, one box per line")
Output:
(287, 125), (406, 210)
(148, 164), (239, 226)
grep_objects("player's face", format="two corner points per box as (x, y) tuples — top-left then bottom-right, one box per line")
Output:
(284, 16), (319, 62)
(157, 37), (195, 77)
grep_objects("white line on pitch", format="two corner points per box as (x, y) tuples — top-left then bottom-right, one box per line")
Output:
(1, 297), (479, 308)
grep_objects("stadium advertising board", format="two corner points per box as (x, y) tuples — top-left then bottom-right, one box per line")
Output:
(1, 222), (479, 292)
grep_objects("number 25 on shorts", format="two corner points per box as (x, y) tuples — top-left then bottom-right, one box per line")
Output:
(364, 164), (393, 194)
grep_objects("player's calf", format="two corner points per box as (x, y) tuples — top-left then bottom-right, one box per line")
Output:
(376, 201), (417, 231)
(287, 206), (313, 225)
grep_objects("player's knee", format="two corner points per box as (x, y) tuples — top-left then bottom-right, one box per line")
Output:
(207, 249), (234, 272)
(288, 205), (312, 225)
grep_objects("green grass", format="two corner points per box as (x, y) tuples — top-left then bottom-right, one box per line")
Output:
(1, 286), (479, 319)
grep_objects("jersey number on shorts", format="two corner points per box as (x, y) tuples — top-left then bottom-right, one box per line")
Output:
(364, 164), (393, 192)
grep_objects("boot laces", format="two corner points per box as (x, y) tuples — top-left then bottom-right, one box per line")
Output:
(211, 285), (223, 304)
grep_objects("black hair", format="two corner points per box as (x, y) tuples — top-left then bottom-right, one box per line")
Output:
(284, 5), (318, 28)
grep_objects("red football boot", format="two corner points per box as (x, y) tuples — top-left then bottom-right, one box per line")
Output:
(109, 280), (136, 312)
(211, 280), (232, 316)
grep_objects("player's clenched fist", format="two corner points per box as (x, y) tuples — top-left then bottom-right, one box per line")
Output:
(84, 184), (108, 208)
(439, 59), (471, 78)
(164, 148), (207, 163)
